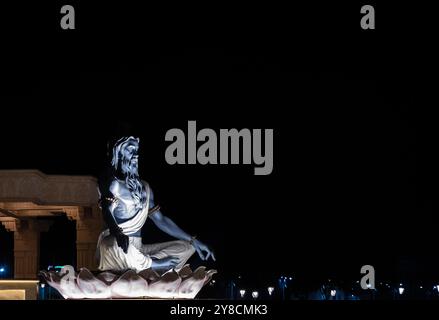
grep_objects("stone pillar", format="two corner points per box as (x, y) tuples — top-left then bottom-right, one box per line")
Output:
(13, 220), (52, 279)
(66, 206), (102, 271)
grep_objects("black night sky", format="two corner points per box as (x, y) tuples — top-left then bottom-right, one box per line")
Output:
(1, 2), (437, 290)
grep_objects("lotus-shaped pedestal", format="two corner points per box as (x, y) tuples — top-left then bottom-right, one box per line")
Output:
(39, 265), (216, 299)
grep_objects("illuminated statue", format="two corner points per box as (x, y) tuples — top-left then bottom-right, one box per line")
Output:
(41, 136), (216, 299)
(97, 136), (215, 273)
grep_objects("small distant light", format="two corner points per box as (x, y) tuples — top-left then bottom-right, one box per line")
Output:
(356, 281), (360, 284)
(367, 283), (372, 289)
(289, 277), (293, 280)
(252, 291), (259, 299)
(399, 287), (405, 295)
(212, 280), (216, 284)
(0, 268), (5, 273)
(268, 287), (274, 295)
(419, 286), (423, 289)
(399, 283), (403, 286)
(239, 289), (246, 298)
(330, 290), (336, 297)
(40, 284), (45, 288)
(435, 285), (439, 293)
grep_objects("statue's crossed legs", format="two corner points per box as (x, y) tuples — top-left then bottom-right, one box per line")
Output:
(99, 235), (195, 272)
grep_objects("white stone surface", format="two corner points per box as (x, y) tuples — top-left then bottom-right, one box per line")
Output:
(40, 265), (216, 299)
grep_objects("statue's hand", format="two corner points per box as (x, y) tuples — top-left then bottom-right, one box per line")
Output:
(151, 256), (179, 270)
(193, 239), (216, 261)
(111, 228), (129, 254)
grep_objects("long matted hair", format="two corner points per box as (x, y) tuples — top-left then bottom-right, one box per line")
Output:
(111, 136), (147, 211)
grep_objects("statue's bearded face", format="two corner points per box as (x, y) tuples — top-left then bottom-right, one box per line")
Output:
(121, 142), (139, 176)
(112, 137), (141, 177)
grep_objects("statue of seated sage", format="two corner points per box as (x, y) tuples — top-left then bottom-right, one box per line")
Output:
(41, 136), (216, 299)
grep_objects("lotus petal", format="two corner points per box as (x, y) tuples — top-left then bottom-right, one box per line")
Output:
(179, 264), (193, 279)
(148, 269), (181, 298)
(178, 267), (211, 299)
(111, 270), (149, 298)
(77, 268), (111, 299)
(192, 266), (207, 280)
(96, 271), (119, 285)
(204, 269), (218, 285)
(138, 268), (160, 282)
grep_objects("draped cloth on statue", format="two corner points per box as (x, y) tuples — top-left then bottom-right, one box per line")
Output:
(96, 184), (152, 271)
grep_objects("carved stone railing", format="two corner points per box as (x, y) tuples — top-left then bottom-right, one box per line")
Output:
(0, 170), (99, 206)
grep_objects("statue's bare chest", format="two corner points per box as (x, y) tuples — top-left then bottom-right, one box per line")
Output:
(109, 180), (141, 221)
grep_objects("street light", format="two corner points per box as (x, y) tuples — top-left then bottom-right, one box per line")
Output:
(239, 289), (246, 298)
(279, 275), (292, 300)
(252, 291), (259, 299)
(229, 281), (236, 299)
(398, 287), (404, 295)
(268, 287), (274, 296)
(330, 290), (336, 297)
